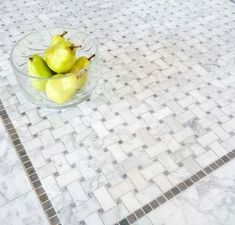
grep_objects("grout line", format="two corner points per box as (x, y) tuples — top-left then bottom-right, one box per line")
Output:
(0, 100), (61, 225)
(115, 149), (235, 225)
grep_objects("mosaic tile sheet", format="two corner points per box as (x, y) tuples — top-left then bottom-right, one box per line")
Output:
(0, 0), (235, 224)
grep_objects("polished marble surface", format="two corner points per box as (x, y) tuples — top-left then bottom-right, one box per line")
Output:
(0, 191), (49, 225)
(0, 118), (49, 225)
(0, 120), (31, 206)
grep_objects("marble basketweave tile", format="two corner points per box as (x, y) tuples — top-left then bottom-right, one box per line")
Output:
(0, 0), (235, 224)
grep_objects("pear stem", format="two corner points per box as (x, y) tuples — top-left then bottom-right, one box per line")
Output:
(60, 31), (67, 37)
(70, 45), (82, 50)
(88, 54), (96, 61)
(29, 57), (33, 61)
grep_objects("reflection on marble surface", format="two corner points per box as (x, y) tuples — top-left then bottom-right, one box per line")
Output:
(135, 160), (235, 225)
(0, 191), (49, 225)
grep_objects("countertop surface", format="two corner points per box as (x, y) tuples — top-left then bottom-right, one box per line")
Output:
(0, 0), (235, 225)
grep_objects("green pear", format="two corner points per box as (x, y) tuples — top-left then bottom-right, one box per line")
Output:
(45, 74), (79, 104)
(44, 31), (68, 59)
(70, 54), (96, 90)
(27, 54), (54, 92)
(45, 41), (79, 73)
(49, 31), (67, 47)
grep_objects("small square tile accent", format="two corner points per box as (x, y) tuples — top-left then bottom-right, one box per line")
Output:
(119, 218), (129, 225)
(32, 180), (42, 189)
(134, 209), (145, 219)
(50, 216), (61, 225)
(13, 139), (21, 146)
(24, 161), (33, 169)
(215, 159), (224, 166)
(127, 214), (137, 224)
(18, 150), (27, 157)
(197, 171), (206, 178)
(204, 166), (213, 174)
(39, 193), (49, 203)
(42, 200), (52, 211)
(227, 152), (235, 159)
(142, 204), (152, 214)
(157, 195), (167, 204)
(184, 178), (193, 187)
(164, 191), (174, 200)
(177, 182), (187, 191)
(210, 163), (219, 170)
(170, 187), (180, 195)
(36, 187), (45, 196)
(149, 200), (159, 209)
(27, 167), (36, 176)
(221, 155), (230, 163)
(46, 208), (56, 219)
(21, 155), (29, 163)
(191, 174), (200, 183)
(30, 174), (39, 182)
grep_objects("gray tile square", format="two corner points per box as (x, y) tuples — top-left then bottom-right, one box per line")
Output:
(46, 208), (56, 219)
(127, 214), (137, 224)
(191, 174), (200, 182)
(210, 163), (219, 170)
(142, 204), (152, 214)
(221, 155), (230, 162)
(149, 200), (159, 209)
(177, 182), (187, 191)
(119, 218), (129, 225)
(227, 152), (235, 159)
(184, 178), (193, 187)
(39, 193), (49, 203)
(170, 187), (180, 195)
(197, 170), (206, 178)
(164, 191), (174, 200)
(157, 195), (167, 204)
(215, 159), (224, 166)
(134, 209), (145, 218)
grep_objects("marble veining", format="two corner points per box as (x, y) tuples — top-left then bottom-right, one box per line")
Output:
(0, 120), (31, 205)
(0, 191), (49, 225)
(143, 160), (235, 225)
(0, 118), (49, 225)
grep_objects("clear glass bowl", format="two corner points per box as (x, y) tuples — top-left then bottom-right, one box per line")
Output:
(10, 28), (99, 108)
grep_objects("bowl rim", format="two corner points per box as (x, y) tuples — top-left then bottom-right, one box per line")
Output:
(10, 27), (98, 80)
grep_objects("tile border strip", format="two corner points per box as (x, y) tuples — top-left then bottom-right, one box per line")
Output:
(115, 150), (235, 225)
(0, 100), (61, 225)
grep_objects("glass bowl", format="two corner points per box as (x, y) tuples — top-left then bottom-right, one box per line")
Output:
(10, 28), (99, 108)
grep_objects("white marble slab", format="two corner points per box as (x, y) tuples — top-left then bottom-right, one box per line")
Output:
(0, 191), (49, 225)
(0, 119), (49, 225)
(134, 160), (235, 225)
(0, 120), (31, 205)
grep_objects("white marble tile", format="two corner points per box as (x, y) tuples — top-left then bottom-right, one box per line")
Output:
(100, 203), (129, 225)
(121, 191), (141, 212)
(85, 212), (104, 225)
(94, 186), (116, 211)
(141, 162), (165, 180)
